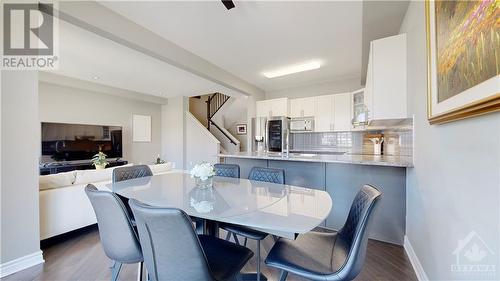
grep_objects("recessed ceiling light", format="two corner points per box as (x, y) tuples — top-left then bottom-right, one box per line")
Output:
(262, 61), (321, 78)
(92, 75), (100, 80)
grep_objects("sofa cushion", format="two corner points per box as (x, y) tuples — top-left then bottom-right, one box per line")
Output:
(39, 171), (77, 190)
(148, 163), (173, 175)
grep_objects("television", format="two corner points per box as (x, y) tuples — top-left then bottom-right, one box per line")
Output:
(41, 122), (123, 163)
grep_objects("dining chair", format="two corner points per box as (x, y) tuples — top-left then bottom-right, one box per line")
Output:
(112, 165), (153, 224)
(129, 199), (254, 281)
(221, 166), (285, 281)
(85, 184), (144, 281)
(112, 165), (153, 182)
(214, 163), (240, 178)
(265, 184), (382, 281)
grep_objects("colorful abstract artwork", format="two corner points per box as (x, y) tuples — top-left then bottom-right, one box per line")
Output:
(434, 0), (499, 102)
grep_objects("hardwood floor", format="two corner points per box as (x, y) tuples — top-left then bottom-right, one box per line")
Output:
(2, 226), (417, 281)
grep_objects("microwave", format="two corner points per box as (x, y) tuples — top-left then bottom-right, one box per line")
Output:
(290, 117), (314, 132)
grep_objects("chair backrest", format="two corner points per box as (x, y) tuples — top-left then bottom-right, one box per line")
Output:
(214, 163), (240, 178)
(248, 167), (285, 184)
(329, 184), (381, 280)
(129, 199), (214, 281)
(113, 165), (153, 183)
(84, 184), (143, 263)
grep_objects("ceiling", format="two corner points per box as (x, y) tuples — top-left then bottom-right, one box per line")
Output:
(47, 19), (245, 98)
(99, 1), (363, 92)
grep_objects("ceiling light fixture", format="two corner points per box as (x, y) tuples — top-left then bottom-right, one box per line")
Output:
(262, 61), (321, 78)
(92, 75), (100, 80)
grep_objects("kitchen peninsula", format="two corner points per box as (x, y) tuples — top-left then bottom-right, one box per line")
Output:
(219, 151), (412, 245)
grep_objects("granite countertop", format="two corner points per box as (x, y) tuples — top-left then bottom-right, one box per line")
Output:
(219, 151), (414, 167)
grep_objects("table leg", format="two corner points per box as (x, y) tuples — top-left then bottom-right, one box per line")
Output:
(203, 219), (219, 238)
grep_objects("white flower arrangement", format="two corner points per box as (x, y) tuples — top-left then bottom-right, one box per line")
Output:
(190, 162), (215, 181)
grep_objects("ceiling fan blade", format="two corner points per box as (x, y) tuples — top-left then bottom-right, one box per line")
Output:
(221, 0), (235, 10)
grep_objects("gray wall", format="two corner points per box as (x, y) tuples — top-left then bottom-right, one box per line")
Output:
(401, 2), (500, 280)
(39, 82), (162, 165)
(1, 71), (41, 264)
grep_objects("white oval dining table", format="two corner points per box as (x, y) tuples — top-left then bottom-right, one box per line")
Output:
(106, 171), (332, 239)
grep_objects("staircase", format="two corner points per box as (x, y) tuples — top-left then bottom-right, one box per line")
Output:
(206, 93), (237, 146)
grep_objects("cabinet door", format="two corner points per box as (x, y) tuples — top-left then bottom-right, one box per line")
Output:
(256, 100), (271, 117)
(371, 34), (407, 119)
(364, 43), (374, 120)
(289, 99), (302, 118)
(301, 97), (316, 117)
(314, 95), (334, 132)
(333, 93), (352, 131)
(270, 98), (289, 116)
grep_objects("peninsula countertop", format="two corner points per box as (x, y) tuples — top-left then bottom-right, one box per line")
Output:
(219, 151), (414, 167)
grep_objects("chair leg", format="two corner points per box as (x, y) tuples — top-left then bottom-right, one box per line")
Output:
(110, 260), (116, 269)
(232, 233), (240, 245)
(277, 270), (288, 281)
(111, 261), (122, 281)
(256, 240), (261, 281)
(243, 237), (248, 247)
(225, 231), (232, 241)
(137, 262), (144, 281)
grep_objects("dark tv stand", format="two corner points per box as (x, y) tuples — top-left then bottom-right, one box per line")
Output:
(39, 160), (128, 175)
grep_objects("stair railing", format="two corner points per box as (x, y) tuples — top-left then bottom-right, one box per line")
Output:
(206, 93), (237, 146)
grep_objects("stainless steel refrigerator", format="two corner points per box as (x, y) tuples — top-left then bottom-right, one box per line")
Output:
(251, 117), (267, 152)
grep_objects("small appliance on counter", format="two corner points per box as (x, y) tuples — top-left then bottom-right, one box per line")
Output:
(267, 116), (290, 153)
(290, 117), (314, 132)
(251, 117), (267, 152)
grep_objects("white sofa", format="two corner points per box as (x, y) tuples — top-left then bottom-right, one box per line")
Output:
(39, 163), (173, 240)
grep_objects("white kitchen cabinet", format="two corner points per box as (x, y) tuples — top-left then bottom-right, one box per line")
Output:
(290, 97), (315, 118)
(314, 93), (352, 132)
(314, 95), (334, 132)
(333, 93), (352, 131)
(365, 34), (407, 120)
(256, 98), (289, 117)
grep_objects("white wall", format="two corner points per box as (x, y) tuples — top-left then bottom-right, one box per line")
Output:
(1, 71), (43, 270)
(185, 112), (220, 168)
(265, 77), (361, 99)
(162, 96), (187, 169)
(401, 2), (500, 280)
(39, 82), (162, 165)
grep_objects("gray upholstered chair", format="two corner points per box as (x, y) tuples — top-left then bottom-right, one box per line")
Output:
(112, 165), (153, 182)
(214, 163), (240, 178)
(129, 199), (254, 281)
(265, 184), (382, 281)
(248, 166), (285, 184)
(112, 165), (153, 224)
(84, 184), (144, 281)
(221, 166), (285, 281)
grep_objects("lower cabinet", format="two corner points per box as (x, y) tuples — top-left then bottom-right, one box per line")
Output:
(222, 157), (407, 245)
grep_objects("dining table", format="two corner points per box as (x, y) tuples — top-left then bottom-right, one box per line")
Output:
(107, 170), (333, 240)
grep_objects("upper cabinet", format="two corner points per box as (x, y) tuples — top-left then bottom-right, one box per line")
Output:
(365, 33), (407, 120)
(314, 93), (352, 132)
(256, 98), (289, 117)
(290, 97), (315, 118)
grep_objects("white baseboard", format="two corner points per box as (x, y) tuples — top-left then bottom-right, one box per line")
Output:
(404, 236), (429, 281)
(0, 251), (44, 278)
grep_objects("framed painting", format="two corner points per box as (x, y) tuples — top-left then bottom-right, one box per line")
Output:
(236, 124), (247, 135)
(426, 0), (500, 124)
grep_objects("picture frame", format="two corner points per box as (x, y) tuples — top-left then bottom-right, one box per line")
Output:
(236, 124), (247, 135)
(132, 114), (151, 142)
(425, 0), (499, 125)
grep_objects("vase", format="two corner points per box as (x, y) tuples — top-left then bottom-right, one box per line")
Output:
(95, 164), (106, 170)
(195, 177), (213, 189)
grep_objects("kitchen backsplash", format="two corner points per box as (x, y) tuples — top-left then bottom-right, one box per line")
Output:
(290, 128), (413, 156)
